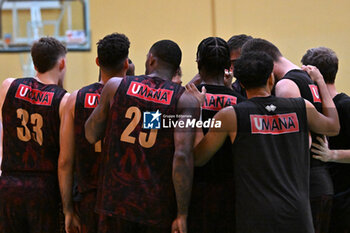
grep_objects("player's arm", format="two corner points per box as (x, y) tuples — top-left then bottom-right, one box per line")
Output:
(85, 78), (122, 143)
(311, 136), (350, 163)
(171, 92), (200, 233)
(0, 78), (15, 122)
(275, 78), (301, 98)
(58, 91), (81, 233)
(303, 66), (340, 136)
(194, 106), (237, 166)
(0, 78), (15, 174)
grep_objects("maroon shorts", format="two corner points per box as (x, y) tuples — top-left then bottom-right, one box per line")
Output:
(0, 175), (60, 233)
(97, 214), (170, 233)
(75, 190), (98, 233)
(310, 195), (333, 233)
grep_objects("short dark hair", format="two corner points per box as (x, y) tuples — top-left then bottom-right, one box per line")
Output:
(241, 38), (282, 61)
(31, 37), (67, 73)
(227, 34), (253, 52)
(150, 40), (182, 74)
(97, 33), (130, 73)
(301, 47), (338, 84)
(234, 51), (274, 89)
(196, 37), (230, 76)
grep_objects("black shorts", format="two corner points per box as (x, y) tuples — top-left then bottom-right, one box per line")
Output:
(329, 191), (350, 233)
(310, 195), (333, 233)
(188, 180), (235, 233)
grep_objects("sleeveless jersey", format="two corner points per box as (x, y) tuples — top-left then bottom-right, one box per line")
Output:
(327, 93), (350, 194)
(283, 69), (333, 197)
(195, 84), (244, 182)
(233, 96), (313, 233)
(189, 84), (244, 233)
(96, 75), (185, 227)
(74, 82), (104, 193)
(1, 78), (66, 175)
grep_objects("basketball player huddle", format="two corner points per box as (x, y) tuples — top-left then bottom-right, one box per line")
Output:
(0, 33), (349, 233)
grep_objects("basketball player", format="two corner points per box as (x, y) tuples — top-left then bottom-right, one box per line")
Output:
(193, 51), (339, 233)
(0, 37), (69, 233)
(241, 38), (334, 233)
(85, 40), (199, 233)
(302, 47), (350, 233)
(187, 36), (244, 233)
(227, 34), (253, 96)
(58, 33), (130, 233)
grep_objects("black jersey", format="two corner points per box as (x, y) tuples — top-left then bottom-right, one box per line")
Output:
(74, 82), (104, 193)
(328, 93), (350, 194)
(1, 78), (66, 174)
(283, 69), (333, 197)
(189, 84), (244, 233)
(194, 84), (244, 181)
(232, 96), (313, 233)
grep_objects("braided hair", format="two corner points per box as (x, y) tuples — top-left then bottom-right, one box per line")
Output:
(196, 37), (231, 76)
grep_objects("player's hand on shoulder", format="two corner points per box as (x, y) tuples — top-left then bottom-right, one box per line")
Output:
(185, 83), (206, 106)
(301, 65), (323, 83)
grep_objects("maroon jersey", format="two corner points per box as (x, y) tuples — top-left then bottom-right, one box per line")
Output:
(74, 82), (104, 193)
(1, 78), (66, 174)
(96, 75), (185, 227)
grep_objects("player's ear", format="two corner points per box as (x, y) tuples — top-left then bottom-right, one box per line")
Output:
(267, 72), (275, 89)
(123, 58), (129, 71)
(95, 57), (100, 67)
(58, 57), (66, 71)
(148, 53), (156, 67)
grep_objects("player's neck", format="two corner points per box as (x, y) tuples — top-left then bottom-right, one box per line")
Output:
(100, 74), (125, 85)
(148, 69), (173, 81)
(100, 69), (126, 84)
(200, 73), (225, 86)
(326, 83), (338, 99)
(275, 57), (300, 79)
(246, 87), (270, 99)
(35, 70), (60, 85)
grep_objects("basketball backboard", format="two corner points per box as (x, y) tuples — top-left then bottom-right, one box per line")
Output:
(0, 0), (91, 53)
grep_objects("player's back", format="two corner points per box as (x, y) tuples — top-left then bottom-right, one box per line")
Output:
(1, 77), (66, 175)
(328, 93), (350, 194)
(232, 96), (313, 233)
(74, 82), (104, 193)
(283, 69), (333, 198)
(194, 84), (244, 183)
(189, 84), (244, 233)
(97, 75), (185, 227)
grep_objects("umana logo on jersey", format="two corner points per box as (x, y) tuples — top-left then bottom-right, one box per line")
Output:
(250, 113), (299, 135)
(15, 84), (54, 106)
(309, 84), (321, 103)
(127, 81), (174, 105)
(84, 93), (100, 108)
(203, 93), (237, 111)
